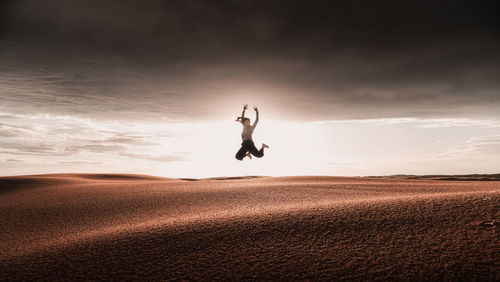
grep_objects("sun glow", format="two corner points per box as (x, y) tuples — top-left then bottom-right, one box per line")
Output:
(141, 118), (329, 178)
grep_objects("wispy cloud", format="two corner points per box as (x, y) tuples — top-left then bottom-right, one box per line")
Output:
(436, 135), (500, 158)
(316, 118), (500, 128)
(414, 119), (500, 128)
(57, 161), (102, 165)
(0, 112), (186, 164)
(5, 159), (24, 162)
(119, 152), (186, 162)
(0, 121), (35, 137)
(0, 142), (70, 156)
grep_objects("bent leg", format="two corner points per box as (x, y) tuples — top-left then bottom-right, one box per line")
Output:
(248, 142), (264, 158)
(235, 145), (248, 160)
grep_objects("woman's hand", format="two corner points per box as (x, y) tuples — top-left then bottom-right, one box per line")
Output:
(243, 104), (248, 110)
(253, 106), (258, 111)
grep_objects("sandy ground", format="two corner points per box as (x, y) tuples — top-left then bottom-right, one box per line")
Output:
(0, 174), (498, 280)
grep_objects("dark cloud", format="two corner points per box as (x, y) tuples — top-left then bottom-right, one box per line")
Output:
(1, 0), (499, 121)
(4, 0), (499, 58)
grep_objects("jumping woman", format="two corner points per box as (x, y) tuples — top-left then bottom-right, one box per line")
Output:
(235, 104), (269, 160)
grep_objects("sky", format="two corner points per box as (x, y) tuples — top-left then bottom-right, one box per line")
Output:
(1, 0), (500, 177)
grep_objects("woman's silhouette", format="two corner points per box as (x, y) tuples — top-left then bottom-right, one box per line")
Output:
(235, 104), (269, 160)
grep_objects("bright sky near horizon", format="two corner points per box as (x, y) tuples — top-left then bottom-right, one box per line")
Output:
(1, 110), (499, 178)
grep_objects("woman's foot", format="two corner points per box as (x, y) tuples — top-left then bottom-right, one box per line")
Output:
(246, 152), (252, 159)
(262, 143), (269, 149)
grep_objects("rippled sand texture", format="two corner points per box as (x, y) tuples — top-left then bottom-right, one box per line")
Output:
(0, 174), (498, 280)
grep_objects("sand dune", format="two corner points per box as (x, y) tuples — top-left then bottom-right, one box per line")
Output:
(0, 174), (498, 280)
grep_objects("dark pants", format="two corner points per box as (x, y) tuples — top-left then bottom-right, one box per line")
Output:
(235, 140), (264, 160)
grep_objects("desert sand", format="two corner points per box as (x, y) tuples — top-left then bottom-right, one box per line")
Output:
(0, 173), (498, 280)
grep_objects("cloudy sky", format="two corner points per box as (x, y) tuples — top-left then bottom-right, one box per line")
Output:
(1, 0), (499, 177)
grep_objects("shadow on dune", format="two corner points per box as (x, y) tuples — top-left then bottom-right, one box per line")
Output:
(179, 178), (200, 181)
(180, 176), (266, 181)
(0, 177), (74, 195)
(70, 173), (168, 181)
(0, 174), (170, 195)
(209, 176), (265, 181)
(374, 174), (500, 181)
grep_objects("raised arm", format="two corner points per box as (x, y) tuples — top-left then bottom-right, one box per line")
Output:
(252, 106), (259, 128)
(235, 104), (248, 123)
(241, 104), (247, 119)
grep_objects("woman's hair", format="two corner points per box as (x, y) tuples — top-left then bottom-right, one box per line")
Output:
(241, 117), (250, 123)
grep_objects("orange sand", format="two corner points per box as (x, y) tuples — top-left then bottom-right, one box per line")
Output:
(0, 174), (498, 280)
